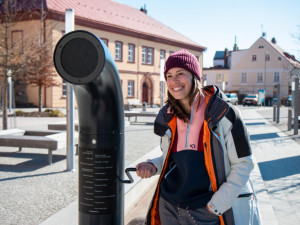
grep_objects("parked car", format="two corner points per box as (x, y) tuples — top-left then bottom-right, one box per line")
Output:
(243, 94), (259, 106)
(225, 93), (238, 105)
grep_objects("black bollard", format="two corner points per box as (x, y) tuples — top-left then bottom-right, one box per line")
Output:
(54, 30), (125, 225)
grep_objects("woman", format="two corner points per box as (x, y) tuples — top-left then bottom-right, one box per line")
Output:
(136, 49), (262, 225)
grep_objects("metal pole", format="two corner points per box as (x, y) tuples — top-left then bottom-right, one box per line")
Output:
(273, 105), (276, 122)
(288, 108), (292, 131)
(65, 9), (75, 171)
(7, 70), (12, 113)
(160, 58), (165, 108)
(276, 84), (280, 123)
(294, 77), (299, 135)
(264, 52), (267, 107)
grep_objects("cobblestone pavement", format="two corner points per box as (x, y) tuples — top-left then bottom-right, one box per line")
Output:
(0, 108), (160, 225)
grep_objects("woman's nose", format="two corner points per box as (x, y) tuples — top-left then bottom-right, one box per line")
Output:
(173, 75), (179, 83)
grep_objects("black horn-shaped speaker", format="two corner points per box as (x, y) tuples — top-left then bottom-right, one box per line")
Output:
(54, 30), (124, 225)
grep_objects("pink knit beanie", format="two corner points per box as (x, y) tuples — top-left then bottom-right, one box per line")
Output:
(164, 49), (201, 81)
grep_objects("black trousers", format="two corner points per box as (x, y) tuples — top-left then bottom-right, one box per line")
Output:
(159, 196), (220, 225)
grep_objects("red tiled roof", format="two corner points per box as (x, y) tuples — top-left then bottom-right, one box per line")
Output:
(45, 0), (205, 51)
(264, 38), (300, 68)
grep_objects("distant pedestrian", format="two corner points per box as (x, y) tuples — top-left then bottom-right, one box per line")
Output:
(136, 49), (262, 225)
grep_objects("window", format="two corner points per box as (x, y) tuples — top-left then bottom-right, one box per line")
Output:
(241, 73), (247, 83)
(278, 57), (281, 61)
(273, 72), (280, 83)
(128, 80), (134, 97)
(216, 74), (222, 83)
(101, 38), (108, 46)
(142, 47), (147, 63)
(252, 55), (257, 61)
(160, 50), (166, 59)
(169, 51), (174, 55)
(265, 54), (270, 61)
(142, 47), (154, 65)
(128, 44), (135, 62)
(115, 41), (122, 61)
(257, 73), (263, 83)
(258, 45), (264, 49)
(148, 48), (153, 64)
(62, 79), (67, 96)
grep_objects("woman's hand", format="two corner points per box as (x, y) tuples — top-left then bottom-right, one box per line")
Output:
(136, 162), (157, 178)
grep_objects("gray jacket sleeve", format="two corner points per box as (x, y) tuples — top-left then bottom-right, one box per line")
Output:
(207, 107), (254, 215)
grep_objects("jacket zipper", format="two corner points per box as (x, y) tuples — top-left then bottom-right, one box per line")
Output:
(164, 164), (177, 179)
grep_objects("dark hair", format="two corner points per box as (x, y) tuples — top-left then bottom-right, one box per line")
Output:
(165, 76), (202, 122)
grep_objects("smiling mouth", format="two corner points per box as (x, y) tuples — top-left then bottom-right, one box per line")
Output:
(173, 87), (183, 91)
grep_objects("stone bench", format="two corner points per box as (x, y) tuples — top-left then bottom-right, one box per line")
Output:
(24, 130), (62, 136)
(124, 111), (158, 122)
(0, 135), (57, 164)
(0, 130), (78, 165)
(0, 128), (25, 136)
(48, 121), (79, 131)
(127, 99), (142, 108)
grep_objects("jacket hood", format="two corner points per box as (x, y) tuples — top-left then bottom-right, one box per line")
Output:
(203, 85), (230, 128)
(154, 85), (230, 136)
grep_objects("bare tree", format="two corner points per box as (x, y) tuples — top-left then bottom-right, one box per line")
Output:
(0, 0), (60, 127)
(0, 0), (27, 129)
(23, 44), (60, 112)
(291, 25), (300, 60)
(21, 0), (61, 112)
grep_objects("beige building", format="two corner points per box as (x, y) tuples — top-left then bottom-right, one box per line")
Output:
(204, 37), (300, 103)
(203, 48), (231, 92)
(2, 0), (206, 108)
(202, 68), (230, 92)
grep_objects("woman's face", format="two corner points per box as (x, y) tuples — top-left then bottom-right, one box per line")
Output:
(166, 67), (193, 102)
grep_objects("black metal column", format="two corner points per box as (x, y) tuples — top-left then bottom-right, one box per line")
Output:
(54, 30), (124, 225)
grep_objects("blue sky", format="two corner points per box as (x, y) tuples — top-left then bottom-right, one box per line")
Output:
(113, 0), (300, 67)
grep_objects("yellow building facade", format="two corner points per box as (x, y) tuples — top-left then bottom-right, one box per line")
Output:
(4, 0), (206, 108)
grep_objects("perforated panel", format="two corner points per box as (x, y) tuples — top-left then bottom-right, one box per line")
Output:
(54, 30), (105, 84)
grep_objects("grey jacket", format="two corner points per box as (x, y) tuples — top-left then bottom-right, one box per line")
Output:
(146, 86), (263, 225)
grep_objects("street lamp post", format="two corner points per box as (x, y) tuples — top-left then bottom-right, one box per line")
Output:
(264, 52), (267, 106)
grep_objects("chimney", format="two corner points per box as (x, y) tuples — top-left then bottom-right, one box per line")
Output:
(140, 4), (147, 14)
(233, 36), (238, 51)
(224, 48), (228, 68)
(271, 37), (277, 44)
